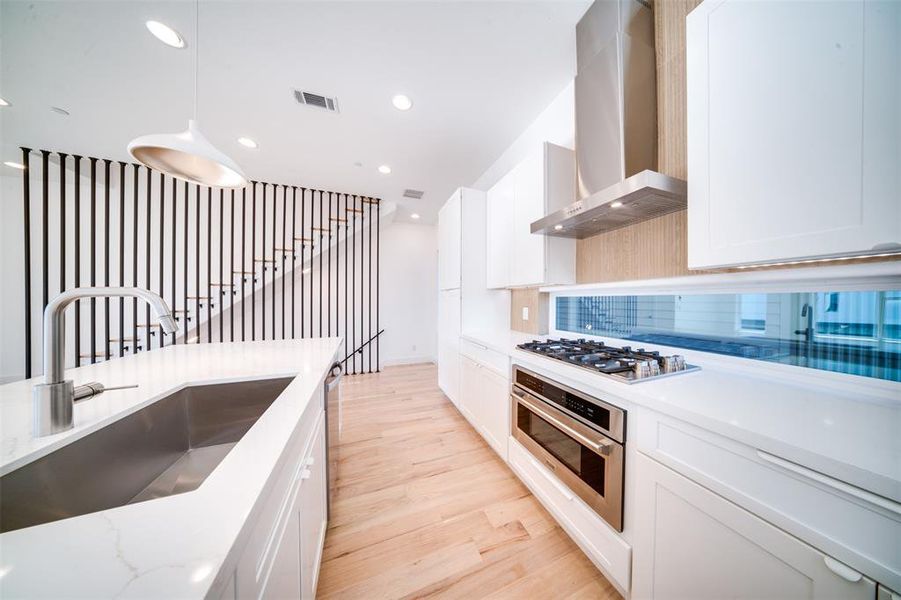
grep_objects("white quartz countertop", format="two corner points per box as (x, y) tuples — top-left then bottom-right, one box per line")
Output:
(0, 338), (342, 599)
(462, 329), (901, 503)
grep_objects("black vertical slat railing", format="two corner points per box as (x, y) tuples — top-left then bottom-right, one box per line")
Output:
(15, 148), (382, 379)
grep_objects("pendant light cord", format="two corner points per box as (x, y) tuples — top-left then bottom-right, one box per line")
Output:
(193, 0), (199, 121)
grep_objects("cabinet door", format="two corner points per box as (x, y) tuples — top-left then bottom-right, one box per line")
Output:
(486, 172), (514, 289)
(459, 356), (478, 422)
(438, 190), (461, 290)
(437, 289), (461, 405)
(261, 508), (301, 600)
(299, 421), (327, 599)
(511, 149), (545, 287)
(478, 366), (509, 460)
(687, 0), (901, 268)
(632, 453), (876, 600)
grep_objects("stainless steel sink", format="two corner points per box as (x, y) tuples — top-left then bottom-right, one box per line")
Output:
(0, 376), (294, 533)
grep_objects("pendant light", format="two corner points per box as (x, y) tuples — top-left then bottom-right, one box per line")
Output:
(128, 1), (247, 188)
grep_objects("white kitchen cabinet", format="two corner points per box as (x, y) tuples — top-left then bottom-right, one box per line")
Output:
(438, 189), (462, 290)
(631, 452), (877, 600)
(299, 420), (327, 599)
(486, 171), (514, 288)
(261, 507), (302, 599)
(486, 142), (576, 288)
(687, 0), (901, 268)
(458, 352), (509, 460)
(438, 288), (461, 406)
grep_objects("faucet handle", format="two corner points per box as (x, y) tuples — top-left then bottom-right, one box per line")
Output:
(73, 382), (139, 402)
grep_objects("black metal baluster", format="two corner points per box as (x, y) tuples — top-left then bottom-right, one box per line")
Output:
(207, 187), (212, 344)
(327, 191), (332, 337)
(103, 159), (111, 361)
(21, 148), (33, 378)
(119, 162), (126, 356)
(300, 188), (306, 339)
(272, 184), (277, 339)
(41, 150), (50, 319)
(89, 157), (97, 364)
(133, 166), (139, 353)
(291, 187), (297, 339)
(351, 195), (356, 374)
(74, 156), (83, 363)
(261, 182), (267, 341)
(195, 184), (200, 344)
(220, 189), (224, 343)
(230, 190), (235, 342)
(281, 185), (287, 340)
(376, 198), (380, 371)
(368, 197), (372, 373)
(58, 153), (67, 298)
(171, 178), (177, 345)
(241, 188), (247, 342)
(159, 173), (165, 347)
(318, 190), (323, 338)
(145, 167), (152, 349)
(183, 181), (188, 345)
(251, 182), (257, 341)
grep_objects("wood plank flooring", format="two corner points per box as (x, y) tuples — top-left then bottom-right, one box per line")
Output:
(317, 363), (621, 600)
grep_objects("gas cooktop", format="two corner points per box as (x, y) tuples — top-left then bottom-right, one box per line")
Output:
(516, 338), (700, 383)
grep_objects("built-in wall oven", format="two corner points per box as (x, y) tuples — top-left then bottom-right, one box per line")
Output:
(511, 365), (626, 531)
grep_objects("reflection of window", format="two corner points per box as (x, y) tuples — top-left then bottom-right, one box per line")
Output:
(882, 292), (900, 341)
(739, 294), (766, 332)
(814, 292), (878, 339)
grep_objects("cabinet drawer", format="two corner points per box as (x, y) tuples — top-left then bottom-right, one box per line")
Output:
(460, 338), (509, 378)
(509, 438), (631, 593)
(635, 408), (901, 589)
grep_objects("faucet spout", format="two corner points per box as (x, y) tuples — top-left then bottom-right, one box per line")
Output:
(34, 287), (179, 436)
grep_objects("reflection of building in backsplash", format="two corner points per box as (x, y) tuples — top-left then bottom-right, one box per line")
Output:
(555, 291), (901, 382)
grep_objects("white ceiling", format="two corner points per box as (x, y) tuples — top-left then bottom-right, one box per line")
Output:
(0, 0), (588, 223)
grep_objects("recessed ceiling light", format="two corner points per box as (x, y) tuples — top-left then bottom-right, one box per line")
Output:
(4, 161), (25, 170)
(611, 201), (624, 208)
(237, 137), (258, 149)
(146, 20), (186, 49)
(378, 165), (391, 175)
(0, 97), (10, 107)
(411, 213), (420, 220)
(392, 94), (413, 111)
(554, 224), (564, 231)
(50, 106), (70, 116)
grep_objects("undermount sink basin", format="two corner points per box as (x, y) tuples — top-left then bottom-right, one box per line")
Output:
(0, 376), (295, 534)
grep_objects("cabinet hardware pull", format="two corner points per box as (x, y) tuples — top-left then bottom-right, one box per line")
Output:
(823, 556), (862, 583)
(299, 469), (312, 481)
(756, 450), (901, 516)
(305, 457), (315, 467)
(514, 392), (614, 456)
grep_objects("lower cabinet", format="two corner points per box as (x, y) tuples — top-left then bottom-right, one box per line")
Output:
(631, 452), (877, 600)
(235, 408), (327, 600)
(459, 355), (509, 460)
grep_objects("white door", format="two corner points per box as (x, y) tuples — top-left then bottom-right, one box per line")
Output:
(299, 422), (327, 599)
(486, 171), (514, 289)
(687, 0), (901, 268)
(438, 190), (462, 290)
(458, 356), (478, 422)
(260, 508), (302, 600)
(632, 453), (877, 600)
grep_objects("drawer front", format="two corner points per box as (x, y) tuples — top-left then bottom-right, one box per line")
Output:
(508, 438), (631, 593)
(635, 407), (901, 590)
(460, 338), (509, 378)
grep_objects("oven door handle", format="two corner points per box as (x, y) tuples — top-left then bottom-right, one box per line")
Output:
(514, 391), (615, 457)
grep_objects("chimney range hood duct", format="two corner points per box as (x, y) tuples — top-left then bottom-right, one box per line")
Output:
(532, 0), (688, 239)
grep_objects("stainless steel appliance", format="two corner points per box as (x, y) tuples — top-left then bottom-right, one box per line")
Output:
(530, 0), (688, 238)
(517, 338), (699, 383)
(324, 362), (343, 518)
(511, 365), (625, 531)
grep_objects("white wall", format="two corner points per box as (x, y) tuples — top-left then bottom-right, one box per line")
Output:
(379, 222), (438, 366)
(471, 80), (575, 191)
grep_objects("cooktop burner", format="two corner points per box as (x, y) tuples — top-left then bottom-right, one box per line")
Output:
(516, 338), (700, 383)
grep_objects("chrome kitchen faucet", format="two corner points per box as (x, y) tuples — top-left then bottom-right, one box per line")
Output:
(32, 287), (178, 437)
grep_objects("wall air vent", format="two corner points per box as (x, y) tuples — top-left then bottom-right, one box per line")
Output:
(294, 89), (339, 113)
(402, 189), (424, 200)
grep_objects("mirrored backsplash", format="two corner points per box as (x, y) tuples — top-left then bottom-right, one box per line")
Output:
(555, 291), (901, 382)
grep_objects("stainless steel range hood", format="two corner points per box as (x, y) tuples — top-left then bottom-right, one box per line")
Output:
(532, 0), (688, 239)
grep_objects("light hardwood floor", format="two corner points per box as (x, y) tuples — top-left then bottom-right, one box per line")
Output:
(317, 363), (621, 600)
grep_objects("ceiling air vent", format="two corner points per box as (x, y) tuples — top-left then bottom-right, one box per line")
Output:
(403, 189), (424, 200)
(294, 89), (339, 113)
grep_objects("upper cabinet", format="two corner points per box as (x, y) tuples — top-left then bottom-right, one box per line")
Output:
(687, 0), (901, 269)
(486, 142), (577, 288)
(438, 189), (462, 290)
